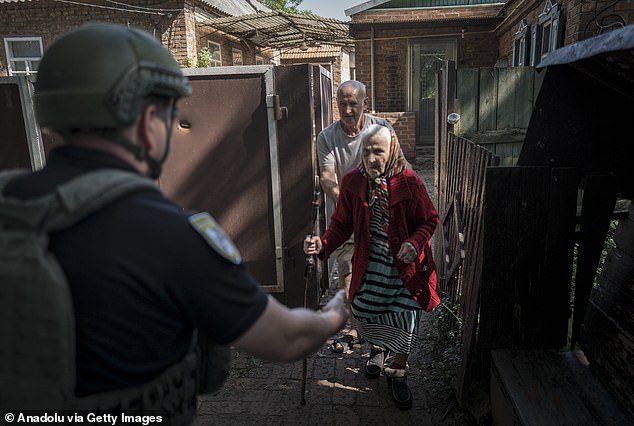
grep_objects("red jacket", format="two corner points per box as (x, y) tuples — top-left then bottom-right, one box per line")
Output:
(319, 167), (440, 312)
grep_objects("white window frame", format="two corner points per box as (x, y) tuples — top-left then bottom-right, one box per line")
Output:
(531, 0), (562, 65)
(4, 36), (43, 76)
(207, 41), (222, 67)
(232, 48), (243, 66)
(512, 20), (530, 66)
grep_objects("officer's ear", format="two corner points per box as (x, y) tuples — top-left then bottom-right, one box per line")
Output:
(136, 102), (162, 151)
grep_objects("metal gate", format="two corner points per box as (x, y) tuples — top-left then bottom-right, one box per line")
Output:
(1, 64), (333, 309)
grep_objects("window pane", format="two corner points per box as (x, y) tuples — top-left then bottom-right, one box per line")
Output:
(11, 61), (27, 72)
(209, 44), (220, 60)
(232, 49), (243, 65)
(542, 23), (551, 56)
(9, 40), (40, 58)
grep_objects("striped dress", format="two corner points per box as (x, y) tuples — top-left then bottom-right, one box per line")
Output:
(351, 200), (422, 355)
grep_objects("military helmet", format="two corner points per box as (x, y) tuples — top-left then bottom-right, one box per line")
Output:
(35, 22), (191, 131)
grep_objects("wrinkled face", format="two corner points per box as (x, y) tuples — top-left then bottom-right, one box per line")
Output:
(362, 130), (391, 179)
(337, 84), (367, 132)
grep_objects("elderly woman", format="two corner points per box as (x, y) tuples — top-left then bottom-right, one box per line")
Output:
(304, 124), (439, 410)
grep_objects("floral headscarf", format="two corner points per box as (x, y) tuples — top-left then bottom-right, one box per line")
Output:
(359, 127), (407, 221)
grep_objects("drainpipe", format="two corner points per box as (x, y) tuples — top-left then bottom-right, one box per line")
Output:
(370, 26), (375, 112)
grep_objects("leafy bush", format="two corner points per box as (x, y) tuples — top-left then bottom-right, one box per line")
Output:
(197, 47), (212, 68)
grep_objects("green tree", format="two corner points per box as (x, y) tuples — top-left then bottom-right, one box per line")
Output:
(261, 0), (305, 13)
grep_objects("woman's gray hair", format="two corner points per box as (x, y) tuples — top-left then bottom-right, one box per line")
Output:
(363, 124), (391, 147)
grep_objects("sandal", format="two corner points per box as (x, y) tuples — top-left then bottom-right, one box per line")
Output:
(384, 364), (413, 410)
(364, 345), (384, 378)
(330, 334), (363, 354)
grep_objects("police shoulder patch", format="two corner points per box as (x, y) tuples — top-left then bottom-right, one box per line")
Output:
(189, 212), (242, 264)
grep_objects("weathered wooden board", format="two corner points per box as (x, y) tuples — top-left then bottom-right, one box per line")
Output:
(491, 349), (633, 425)
(496, 67), (535, 129)
(479, 166), (574, 349)
(478, 68), (497, 131)
(456, 68), (479, 135)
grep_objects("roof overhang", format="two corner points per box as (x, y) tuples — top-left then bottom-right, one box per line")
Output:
(202, 11), (353, 50)
(519, 25), (634, 198)
(349, 16), (502, 36)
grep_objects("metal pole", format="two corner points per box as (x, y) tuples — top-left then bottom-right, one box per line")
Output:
(300, 176), (321, 405)
(371, 26), (375, 111)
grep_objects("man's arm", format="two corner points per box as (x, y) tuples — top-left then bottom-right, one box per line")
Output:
(320, 165), (339, 203)
(231, 289), (349, 362)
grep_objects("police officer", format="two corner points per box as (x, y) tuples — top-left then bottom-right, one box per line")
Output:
(2, 23), (348, 421)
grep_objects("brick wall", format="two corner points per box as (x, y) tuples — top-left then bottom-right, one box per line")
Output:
(496, 0), (634, 63)
(0, 0), (189, 76)
(353, 27), (497, 113)
(374, 112), (417, 162)
(351, 4), (501, 23)
(0, 0), (273, 76)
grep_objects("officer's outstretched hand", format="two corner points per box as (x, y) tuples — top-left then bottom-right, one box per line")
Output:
(320, 289), (349, 334)
(304, 235), (323, 255)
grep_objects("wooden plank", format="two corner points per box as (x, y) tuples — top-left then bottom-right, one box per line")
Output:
(456, 68), (479, 135)
(455, 153), (500, 402)
(582, 301), (634, 414)
(490, 350), (631, 425)
(561, 351), (634, 424)
(592, 248), (634, 324)
(462, 129), (526, 145)
(571, 174), (618, 346)
(541, 167), (578, 348)
(533, 67), (547, 107)
(496, 67), (534, 129)
(495, 143), (515, 166)
(478, 68), (497, 131)
(479, 167), (522, 349)
(515, 167), (551, 348)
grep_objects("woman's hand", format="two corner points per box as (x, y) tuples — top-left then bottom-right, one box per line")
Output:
(304, 235), (323, 255)
(397, 241), (418, 264)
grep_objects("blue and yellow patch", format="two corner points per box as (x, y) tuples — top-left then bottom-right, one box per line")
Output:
(188, 212), (242, 264)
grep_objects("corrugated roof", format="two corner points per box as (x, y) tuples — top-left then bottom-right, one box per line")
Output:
(281, 45), (342, 60)
(204, 11), (353, 49)
(200, 0), (269, 16)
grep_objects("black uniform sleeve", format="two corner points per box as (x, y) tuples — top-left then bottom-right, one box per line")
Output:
(166, 225), (269, 345)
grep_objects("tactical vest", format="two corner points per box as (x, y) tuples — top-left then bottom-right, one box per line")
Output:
(0, 169), (199, 424)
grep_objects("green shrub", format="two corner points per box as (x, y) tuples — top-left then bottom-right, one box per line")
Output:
(197, 47), (211, 68)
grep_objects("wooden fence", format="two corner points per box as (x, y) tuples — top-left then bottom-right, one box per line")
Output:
(435, 134), (498, 325)
(434, 62), (564, 404)
(453, 66), (544, 166)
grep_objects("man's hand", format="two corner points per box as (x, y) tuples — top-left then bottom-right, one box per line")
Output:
(397, 241), (418, 264)
(304, 235), (323, 255)
(320, 289), (350, 334)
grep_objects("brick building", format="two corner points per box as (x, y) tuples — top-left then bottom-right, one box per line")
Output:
(0, 0), (274, 77)
(346, 0), (634, 146)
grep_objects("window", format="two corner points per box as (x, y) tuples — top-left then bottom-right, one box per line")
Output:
(255, 55), (264, 65)
(207, 41), (222, 67)
(4, 37), (43, 76)
(530, 0), (562, 65)
(512, 20), (530, 66)
(232, 48), (243, 66)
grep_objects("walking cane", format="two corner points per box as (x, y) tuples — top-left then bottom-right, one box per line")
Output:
(301, 176), (321, 405)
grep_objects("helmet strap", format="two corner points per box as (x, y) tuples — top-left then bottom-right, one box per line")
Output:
(103, 132), (162, 179)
